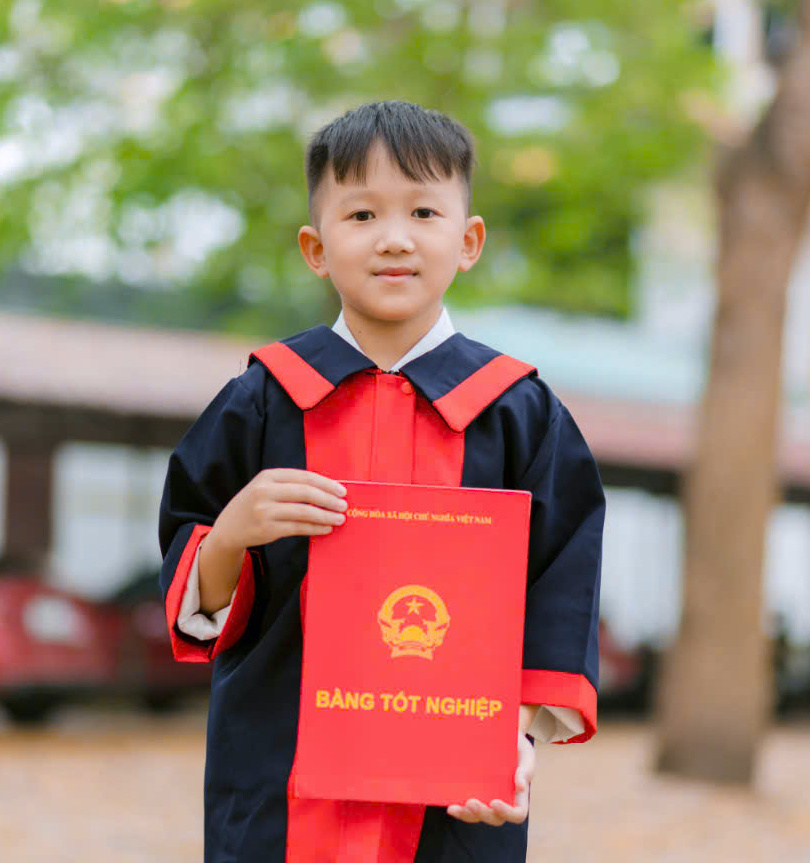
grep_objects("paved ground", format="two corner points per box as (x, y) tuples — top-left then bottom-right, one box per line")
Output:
(529, 717), (810, 862)
(1, 702), (808, 861)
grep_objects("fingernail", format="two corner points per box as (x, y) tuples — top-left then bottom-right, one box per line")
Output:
(336, 484), (347, 495)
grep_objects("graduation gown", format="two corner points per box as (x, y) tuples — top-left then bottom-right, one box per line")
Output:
(159, 325), (605, 863)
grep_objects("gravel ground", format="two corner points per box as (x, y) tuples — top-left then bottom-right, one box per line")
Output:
(0, 703), (808, 862)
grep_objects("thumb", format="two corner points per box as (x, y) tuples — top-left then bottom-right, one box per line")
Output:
(514, 757), (529, 791)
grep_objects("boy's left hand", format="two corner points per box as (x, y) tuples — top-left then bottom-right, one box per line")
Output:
(446, 730), (535, 826)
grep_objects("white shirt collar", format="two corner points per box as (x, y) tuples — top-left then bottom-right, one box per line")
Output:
(332, 308), (455, 372)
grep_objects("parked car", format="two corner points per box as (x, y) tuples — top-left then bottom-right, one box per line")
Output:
(0, 566), (210, 724)
(597, 619), (657, 712)
(773, 620), (810, 714)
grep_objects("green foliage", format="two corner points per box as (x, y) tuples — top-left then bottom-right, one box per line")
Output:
(0, 0), (718, 334)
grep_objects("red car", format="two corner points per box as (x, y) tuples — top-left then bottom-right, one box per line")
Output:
(597, 619), (656, 712)
(0, 567), (210, 724)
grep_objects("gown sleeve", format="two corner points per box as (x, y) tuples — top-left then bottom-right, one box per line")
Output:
(518, 390), (605, 742)
(158, 373), (265, 662)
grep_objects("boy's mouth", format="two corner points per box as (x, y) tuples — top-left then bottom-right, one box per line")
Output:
(375, 267), (416, 278)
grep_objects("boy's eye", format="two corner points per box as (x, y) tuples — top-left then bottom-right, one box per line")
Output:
(351, 210), (374, 221)
(413, 208), (436, 219)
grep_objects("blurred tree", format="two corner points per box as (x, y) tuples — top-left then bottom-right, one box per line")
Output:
(656, 0), (810, 783)
(0, 0), (715, 335)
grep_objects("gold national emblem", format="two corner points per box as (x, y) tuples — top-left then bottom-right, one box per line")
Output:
(377, 585), (450, 660)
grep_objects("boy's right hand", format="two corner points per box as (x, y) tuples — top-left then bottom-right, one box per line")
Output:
(198, 469), (347, 614)
(213, 468), (347, 548)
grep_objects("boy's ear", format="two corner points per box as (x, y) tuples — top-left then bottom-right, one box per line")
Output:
(457, 216), (486, 273)
(298, 225), (329, 278)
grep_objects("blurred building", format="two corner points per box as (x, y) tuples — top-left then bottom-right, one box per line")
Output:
(0, 313), (253, 595)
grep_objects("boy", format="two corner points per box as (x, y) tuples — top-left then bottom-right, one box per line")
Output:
(159, 100), (604, 862)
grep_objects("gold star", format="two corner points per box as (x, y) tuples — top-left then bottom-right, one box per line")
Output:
(405, 598), (422, 614)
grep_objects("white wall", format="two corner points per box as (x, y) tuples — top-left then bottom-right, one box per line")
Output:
(600, 487), (684, 649)
(601, 486), (810, 649)
(50, 443), (169, 597)
(765, 504), (810, 644)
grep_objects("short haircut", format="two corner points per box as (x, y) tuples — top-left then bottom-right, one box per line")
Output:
(305, 100), (475, 219)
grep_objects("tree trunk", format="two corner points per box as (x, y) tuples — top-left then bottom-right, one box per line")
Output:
(655, 0), (810, 784)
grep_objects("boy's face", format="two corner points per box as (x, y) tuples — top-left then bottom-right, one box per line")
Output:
(298, 142), (485, 335)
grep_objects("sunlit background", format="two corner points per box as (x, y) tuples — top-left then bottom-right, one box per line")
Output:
(0, 0), (809, 860)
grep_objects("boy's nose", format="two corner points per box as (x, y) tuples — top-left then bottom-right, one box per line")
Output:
(374, 224), (415, 255)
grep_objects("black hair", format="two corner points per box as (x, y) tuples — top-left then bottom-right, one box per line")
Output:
(305, 100), (475, 218)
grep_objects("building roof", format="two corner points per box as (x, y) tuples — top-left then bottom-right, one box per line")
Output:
(0, 312), (253, 420)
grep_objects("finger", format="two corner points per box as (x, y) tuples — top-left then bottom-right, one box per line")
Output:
(523, 754), (536, 785)
(490, 798), (528, 824)
(272, 521), (336, 539)
(516, 734), (535, 787)
(514, 761), (531, 792)
(265, 483), (348, 512)
(446, 804), (479, 824)
(464, 799), (506, 827)
(262, 469), (347, 496)
(271, 503), (347, 526)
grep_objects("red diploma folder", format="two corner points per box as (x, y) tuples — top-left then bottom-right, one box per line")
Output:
(291, 481), (532, 807)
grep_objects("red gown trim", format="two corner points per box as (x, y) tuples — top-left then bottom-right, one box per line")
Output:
(250, 342), (335, 409)
(521, 669), (597, 743)
(212, 551), (256, 658)
(432, 355), (536, 432)
(165, 523), (255, 662)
